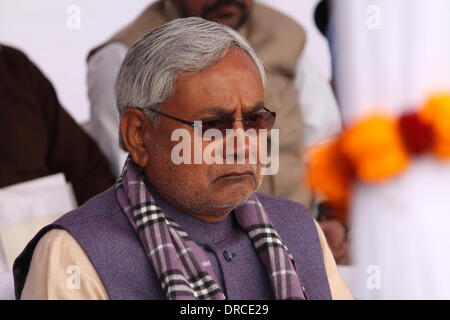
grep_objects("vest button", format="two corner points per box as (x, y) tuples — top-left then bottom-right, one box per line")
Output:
(223, 250), (234, 262)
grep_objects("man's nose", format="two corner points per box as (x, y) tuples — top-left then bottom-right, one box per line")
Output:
(223, 119), (253, 163)
(232, 117), (246, 131)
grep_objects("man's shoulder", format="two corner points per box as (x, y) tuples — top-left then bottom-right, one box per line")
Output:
(255, 192), (314, 227)
(87, 41), (128, 65)
(246, 4), (306, 64)
(55, 186), (122, 227)
(87, 1), (164, 61)
(256, 191), (310, 212)
(0, 44), (36, 75)
(0, 44), (27, 61)
(252, 3), (305, 35)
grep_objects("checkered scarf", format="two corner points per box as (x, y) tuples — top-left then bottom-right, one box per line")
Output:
(116, 157), (306, 300)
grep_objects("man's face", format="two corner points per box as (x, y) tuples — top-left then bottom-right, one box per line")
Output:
(143, 49), (265, 220)
(173, 0), (254, 29)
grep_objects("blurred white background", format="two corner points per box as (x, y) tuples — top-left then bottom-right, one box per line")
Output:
(0, 0), (331, 123)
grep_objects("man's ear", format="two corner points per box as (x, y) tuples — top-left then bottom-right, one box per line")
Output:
(120, 108), (152, 168)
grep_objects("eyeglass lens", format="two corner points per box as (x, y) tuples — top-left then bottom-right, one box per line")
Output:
(200, 111), (276, 134)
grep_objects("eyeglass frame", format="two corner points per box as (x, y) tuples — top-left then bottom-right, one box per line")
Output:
(140, 106), (276, 131)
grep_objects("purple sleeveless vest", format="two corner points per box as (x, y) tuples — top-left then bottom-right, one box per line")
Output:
(13, 186), (332, 300)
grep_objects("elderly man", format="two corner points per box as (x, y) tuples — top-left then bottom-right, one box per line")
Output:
(88, 0), (348, 263)
(14, 18), (351, 300)
(88, 0), (341, 205)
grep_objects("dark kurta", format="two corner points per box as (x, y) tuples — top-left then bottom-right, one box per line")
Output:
(0, 45), (114, 204)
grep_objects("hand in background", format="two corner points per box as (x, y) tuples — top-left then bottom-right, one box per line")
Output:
(319, 219), (349, 265)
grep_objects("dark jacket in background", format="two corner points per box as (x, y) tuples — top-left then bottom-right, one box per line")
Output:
(0, 45), (115, 204)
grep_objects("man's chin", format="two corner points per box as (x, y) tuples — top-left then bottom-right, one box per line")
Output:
(211, 174), (256, 193)
(207, 183), (255, 210)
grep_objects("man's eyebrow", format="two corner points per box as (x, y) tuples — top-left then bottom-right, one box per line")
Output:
(193, 101), (265, 118)
(246, 101), (265, 113)
(194, 106), (232, 118)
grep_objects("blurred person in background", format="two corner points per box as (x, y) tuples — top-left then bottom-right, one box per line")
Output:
(0, 44), (115, 205)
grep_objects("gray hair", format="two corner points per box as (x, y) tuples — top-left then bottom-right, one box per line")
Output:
(114, 16), (266, 124)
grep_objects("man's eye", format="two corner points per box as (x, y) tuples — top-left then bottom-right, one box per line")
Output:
(203, 118), (224, 128)
(246, 114), (263, 122)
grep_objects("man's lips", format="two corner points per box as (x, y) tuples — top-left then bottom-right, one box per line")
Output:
(206, 3), (243, 19)
(216, 4), (240, 15)
(213, 171), (254, 182)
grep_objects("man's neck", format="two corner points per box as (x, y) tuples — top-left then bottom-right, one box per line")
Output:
(186, 211), (231, 223)
(143, 178), (233, 223)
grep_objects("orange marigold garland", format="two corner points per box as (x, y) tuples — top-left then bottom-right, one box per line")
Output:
(307, 93), (450, 219)
(340, 115), (409, 182)
(419, 94), (450, 159)
(398, 112), (434, 154)
(308, 139), (353, 215)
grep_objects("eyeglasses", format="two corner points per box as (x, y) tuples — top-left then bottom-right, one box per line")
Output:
(142, 106), (276, 134)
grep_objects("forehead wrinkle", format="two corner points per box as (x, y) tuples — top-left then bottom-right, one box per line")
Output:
(193, 106), (233, 118)
(195, 100), (265, 117)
